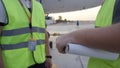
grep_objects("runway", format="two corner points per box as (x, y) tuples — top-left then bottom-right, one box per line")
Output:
(47, 22), (94, 68)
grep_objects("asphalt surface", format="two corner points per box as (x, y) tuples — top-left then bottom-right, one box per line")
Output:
(47, 22), (94, 68)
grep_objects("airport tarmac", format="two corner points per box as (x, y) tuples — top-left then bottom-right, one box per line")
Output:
(47, 22), (94, 68)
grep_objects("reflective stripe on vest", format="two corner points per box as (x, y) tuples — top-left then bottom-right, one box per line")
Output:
(2, 27), (45, 36)
(1, 40), (45, 50)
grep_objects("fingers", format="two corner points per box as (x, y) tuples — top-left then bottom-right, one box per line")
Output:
(56, 37), (66, 54)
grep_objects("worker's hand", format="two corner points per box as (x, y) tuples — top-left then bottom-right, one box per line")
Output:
(56, 34), (74, 54)
(45, 58), (52, 68)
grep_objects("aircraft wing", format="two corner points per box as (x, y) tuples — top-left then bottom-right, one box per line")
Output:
(41, 0), (104, 13)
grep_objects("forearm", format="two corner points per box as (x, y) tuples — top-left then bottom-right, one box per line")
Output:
(70, 23), (120, 52)
(45, 43), (51, 56)
(45, 31), (51, 56)
(0, 48), (4, 68)
(45, 31), (52, 68)
(0, 26), (5, 68)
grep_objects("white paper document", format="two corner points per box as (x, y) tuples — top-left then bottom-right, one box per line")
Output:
(65, 43), (119, 60)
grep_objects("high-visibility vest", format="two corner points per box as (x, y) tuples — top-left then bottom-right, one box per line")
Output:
(88, 0), (120, 68)
(1, 0), (46, 68)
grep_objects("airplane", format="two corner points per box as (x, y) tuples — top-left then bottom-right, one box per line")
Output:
(38, 0), (104, 13)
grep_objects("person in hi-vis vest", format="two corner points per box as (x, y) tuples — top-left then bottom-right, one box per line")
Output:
(56, 0), (120, 68)
(0, 0), (52, 68)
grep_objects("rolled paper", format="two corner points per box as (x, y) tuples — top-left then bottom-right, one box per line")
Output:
(65, 43), (119, 60)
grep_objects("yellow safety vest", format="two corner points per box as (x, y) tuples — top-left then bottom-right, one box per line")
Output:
(88, 0), (120, 68)
(1, 0), (46, 68)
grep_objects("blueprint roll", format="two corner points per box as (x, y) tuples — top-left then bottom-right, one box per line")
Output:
(65, 43), (119, 60)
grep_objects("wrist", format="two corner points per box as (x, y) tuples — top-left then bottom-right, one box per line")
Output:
(46, 55), (52, 59)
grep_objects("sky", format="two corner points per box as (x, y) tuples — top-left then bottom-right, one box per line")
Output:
(49, 6), (101, 21)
